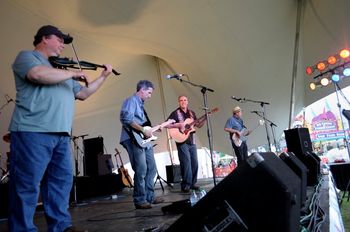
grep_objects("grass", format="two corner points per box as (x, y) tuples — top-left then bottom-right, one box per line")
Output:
(341, 193), (350, 232)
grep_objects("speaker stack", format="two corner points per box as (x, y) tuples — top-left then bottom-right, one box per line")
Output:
(83, 137), (104, 177)
(284, 128), (320, 186)
(166, 152), (301, 232)
(69, 137), (122, 203)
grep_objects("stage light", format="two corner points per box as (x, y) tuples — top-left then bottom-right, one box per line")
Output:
(320, 77), (330, 86)
(309, 82), (317, 91)
(331, 73), (340, 82)
(327, 55), (337, 65)
(340, 49), (350, 59)
(343, 67), (350, 76)
(316, 61), (327, 71)
(306, 66), (313, 75)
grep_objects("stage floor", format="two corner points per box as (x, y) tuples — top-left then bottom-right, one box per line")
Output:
(0, 178), (217, 232)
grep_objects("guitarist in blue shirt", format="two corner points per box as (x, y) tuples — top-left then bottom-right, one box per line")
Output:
(224, 106), (251, 167)
(119, 80), (164, 209)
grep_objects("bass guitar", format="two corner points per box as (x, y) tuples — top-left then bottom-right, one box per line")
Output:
(114, 148), (133, 188)
(131, 119), (175, 148)
(232, 119), (265, 147)
(168, 107), (219, 143)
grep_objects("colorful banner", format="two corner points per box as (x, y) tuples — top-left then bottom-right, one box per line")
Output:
(293, 92), (350, 142)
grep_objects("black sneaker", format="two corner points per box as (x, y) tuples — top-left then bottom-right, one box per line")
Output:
(181, 186), (190, 193)
(135, 202), (152, 209)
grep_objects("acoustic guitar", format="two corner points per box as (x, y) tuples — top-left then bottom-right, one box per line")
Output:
(168, 107), (219, 143)
(114, 148), (133, 188)
(131, 119), (175, 148)
(232, 119), (265, 147)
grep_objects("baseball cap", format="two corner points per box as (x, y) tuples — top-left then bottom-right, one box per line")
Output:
(33, 25), (73, 46)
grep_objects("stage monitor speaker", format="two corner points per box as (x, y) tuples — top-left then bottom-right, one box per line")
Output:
(284, 128), (313, 155)
(292, 151), (319, 186)
(98, 154), (113, 176)
(306, 151), (321, 180)
(70, 174), (123, 203)
(83, 137), (104, 177)
(279, 152), (308, 206)
(166, 165), (181, 183)
(166, 152), (301, 232)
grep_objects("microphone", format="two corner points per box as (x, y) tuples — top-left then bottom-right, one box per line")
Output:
(165, 74), (185, 79)
(251, 111), (259, 114)
(231, 96), (243, 102)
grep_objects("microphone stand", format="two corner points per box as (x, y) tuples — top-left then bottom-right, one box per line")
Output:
(333, 83), (350, 160)
(252, 111), (278, 152)
(70, 133), (88, 206)
(173, 76), (217, 186)
(235, 97), (272, 151)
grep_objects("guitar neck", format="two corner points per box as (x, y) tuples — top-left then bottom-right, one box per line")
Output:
(150, 120), (175, 132)
(247, 121), (264, 133)
(119, 154), (125, 166)
(190, 108), (218, 127)
(150, 125), (161, 133)
(115, 149), (124, 166)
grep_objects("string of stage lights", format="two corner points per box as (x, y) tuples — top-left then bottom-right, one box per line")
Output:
(306, 48), (350, 90)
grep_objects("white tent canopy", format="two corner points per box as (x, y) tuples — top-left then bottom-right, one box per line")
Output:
(1, 0), (350, 165)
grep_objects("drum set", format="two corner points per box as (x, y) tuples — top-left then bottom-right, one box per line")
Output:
(1, 133), (10, 184)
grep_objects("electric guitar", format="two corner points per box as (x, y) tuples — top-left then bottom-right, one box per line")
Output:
(168, 107), (219, 143)
(232, 119), (265, 147)
(114, 148), (133, 188)
(131, 119), (175, 148)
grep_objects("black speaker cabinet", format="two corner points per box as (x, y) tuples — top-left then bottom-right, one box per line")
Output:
(166, 152), (301, 232)
(98, 154), (113, 176)
(287, 150), (319, 187)
(284, 128), (313, 155)
(166, 165), (181, 183)
(83, 137), (104, 176)
(279, 152), (308, 206)
(70, 174), (123, 203)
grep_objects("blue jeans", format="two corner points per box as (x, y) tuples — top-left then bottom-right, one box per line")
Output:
(231, 141), (248, 167)
(176, 143), (198, 189)
(121, 139), (157, 205)
(9, 132), (73, 232)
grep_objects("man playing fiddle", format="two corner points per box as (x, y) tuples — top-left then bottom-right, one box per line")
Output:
(7, 25), (112, 232)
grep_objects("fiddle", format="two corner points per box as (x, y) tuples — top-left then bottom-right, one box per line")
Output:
(48, 56), (121, 76)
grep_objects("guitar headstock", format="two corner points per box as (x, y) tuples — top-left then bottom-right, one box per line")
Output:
(209, 107), (219, 114)
(115, 148), (121, 155)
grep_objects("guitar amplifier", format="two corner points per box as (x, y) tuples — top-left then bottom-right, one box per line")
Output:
(166, 165), (181, 183)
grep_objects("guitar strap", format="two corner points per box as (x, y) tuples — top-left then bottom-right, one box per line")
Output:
(123, 105), (152, 139)
(142, 108), (152, 127)
(176, 108), (195, 144)
(176, 108), (194, 122)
